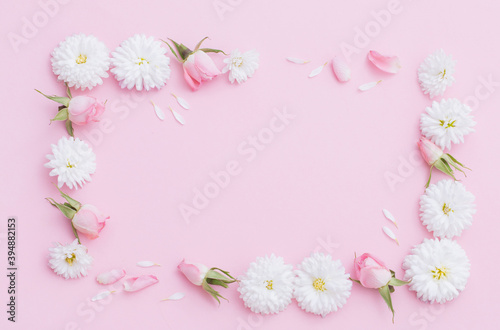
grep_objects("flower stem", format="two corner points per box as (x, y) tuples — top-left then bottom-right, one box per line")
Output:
(70, 222), (81, 244)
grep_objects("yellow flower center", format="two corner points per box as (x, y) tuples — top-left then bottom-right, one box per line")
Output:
(65, 253), (76, 266)
(439, 119), (456, 129)
(265, 280), (273, 290)
(137, 57), (149, 65)
(442, 203), (453, 216)
(66, 160), (74, 168)
(440, 69), (447, 79)
(232, 57), (244, 67)
(431, 267), (447, 280)
(312, 278), (326, 292)
(76, 54), (87, 64)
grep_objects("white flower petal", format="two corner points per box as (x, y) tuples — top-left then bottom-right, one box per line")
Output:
(169, 106), (185, 125)
(137, 261), (161, 267)
(308, 62), (328, 78)
(359, 80), (382, 91)
(382, 226), (399, 245)
(150, 101), (165, 121)
(223, 49), (259, 84)
(382, 209), (398, 228)
(48, 239), (93, 279)
(172, 93), (190, 110)
(418, 49), (456, 99)
(331, 57), (351, 82)
(286, 57), (310, 64)
(162, 292), (185, 301)
(91, 291), (115, 301)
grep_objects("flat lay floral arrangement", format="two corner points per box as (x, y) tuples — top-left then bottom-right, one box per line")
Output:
(34, 31), (479, 325)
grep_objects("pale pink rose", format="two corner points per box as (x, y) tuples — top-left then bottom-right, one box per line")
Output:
(183, 50), (221, 91)
(354, 253), (392, 289)
(72, 204), (108, 239)
(123, 275), (159, 292)
(68, 96), (105, 125)
(418, 137), (444, 165)
(177, 259), (209, 286)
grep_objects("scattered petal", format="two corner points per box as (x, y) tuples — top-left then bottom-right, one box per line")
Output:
(382, 209), (398, 228)
(368, 51), (401, 73)
(161, 292), (185, 301)
(151, 101), (165, 121)
(382, 226), (399, 245)
(358, 80), (382, 91)
(331, 57), (351, 82)
(91, 290), (116, 301)
(308, 62), (328, 78)
(97, 268), (126, 285)
(171, 93), (190, 110)
(287, 57), (310, 64)
(123, 275), (159, 292)
(169, 106), (185, 125)
(137, 261), (161, 267)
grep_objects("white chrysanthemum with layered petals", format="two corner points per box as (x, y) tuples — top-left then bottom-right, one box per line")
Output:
(45, 136), (96, 189)
(51, 34), (110, 90)
(111, 34), (170, 91)
(294, 253), (352, 317)
(421, 98), (476, 150)
(238, 254), (295, 315)
(49, 239), (93, 279)
(418, 49), (456, 99)
(403, 238), (470, 304)
(420, 180), (476, 239)
(222, 49), (259, 84)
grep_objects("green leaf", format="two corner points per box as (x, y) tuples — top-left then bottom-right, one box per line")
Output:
(388, 277), (410, 286)
(194, 36), (209, 51)
(378, 285), (395, 323)
(35, 89), (70, 107)
(51, 108), (69, 122)
(199, 48), (226, 55)
(65, 83), (72, 98)
(66, 120), (74, 137)
(46, 198), (77, 219)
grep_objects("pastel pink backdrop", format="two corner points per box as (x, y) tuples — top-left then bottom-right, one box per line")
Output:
(1, 0), (499, 329)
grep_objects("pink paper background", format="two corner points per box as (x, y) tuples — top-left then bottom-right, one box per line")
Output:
(1, 0), (499, 329)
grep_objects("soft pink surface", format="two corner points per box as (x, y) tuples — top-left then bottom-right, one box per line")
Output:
(1, 0), (499, 329)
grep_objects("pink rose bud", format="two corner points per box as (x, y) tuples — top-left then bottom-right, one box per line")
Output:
(417, 137), (443, 165)
(354, 253), (392, 289)
(72, 204), (108, 239)
(183, 50), (221, 91)
(68, 95), (105, 125)
(178, 259), (209, 286)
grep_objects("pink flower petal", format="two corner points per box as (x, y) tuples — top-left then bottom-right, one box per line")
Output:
(96, 269), (126, 285)
(123, 275), (159, 292)
(368, 50), (401, 74)
(331, 57), (351, 82)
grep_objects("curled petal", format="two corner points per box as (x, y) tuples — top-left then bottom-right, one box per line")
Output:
(123, 275), (159, 292)
(368, 51), (401, 74)
(331, 57), (351, 82)
(96, 269), (126, 285)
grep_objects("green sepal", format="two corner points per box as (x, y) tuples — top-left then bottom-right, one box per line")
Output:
(349, 277), (361, 285)
(198, 48), (226, 55)
(161, 40), (180, 61)
(70, 221), (81, 244)
(201, 281), (227, 304)
(206, 279), (229, 288)
(66, 120), (74, 137)
(51, 108), (69, 122)
(388, 277), (410, 286)
(445, 153), (471, 171)
(425, 165), (434, 188)
(200, 267), (236, 304)
(46, 198), (77, 219)
(389, 285), (395, 293)
(434, 159), (456, 180)
(193, 37), (209, 51)
(167, 38), (192, 61)
(378, 285), (395, 323)
(35, 89), (70, 107)
(54, 184), (81, 210)
(65, 83), (72, 98)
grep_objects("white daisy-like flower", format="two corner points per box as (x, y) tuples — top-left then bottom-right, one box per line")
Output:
(51, 34), (110, 90)
(44, 136), (96, 189)
(418, 49), (456, 99)
(49, 239), (93, 279)
(403, 238), (470, 304)
(238, 254), (295, 315)
(111, 34), (171, 91)
(222, 49), (259, 84)
(421, 98), (476, 150)
(294, 253), (352, 317)
(420, 180), (476, 239)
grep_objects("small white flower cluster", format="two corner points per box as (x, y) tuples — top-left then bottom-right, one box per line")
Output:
(238, 253), (351, 317)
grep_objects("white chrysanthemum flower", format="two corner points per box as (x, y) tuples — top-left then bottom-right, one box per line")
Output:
(420, 180), (476, 239)
(111, 34), (171, 91)
(294, 253), (352, 317)
(421, 98), (476, 150)
(238, 254), (295, 315)
(44, 136), (96, 189)
(49, 239), (93, 279)
(222, 49), (259, 84)
(418, 49), (456, 99)
(403, 238), (470, 304)
(51, 34), (110, 90)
